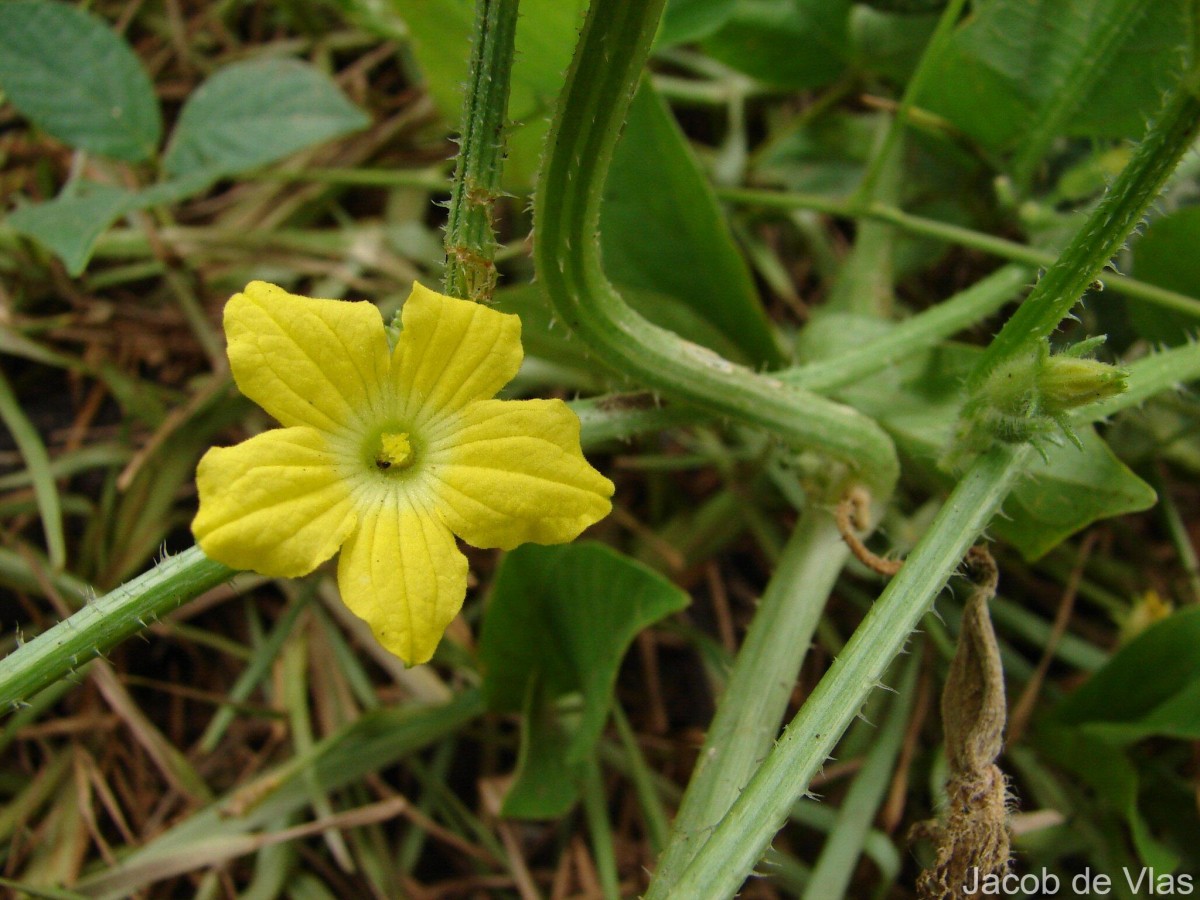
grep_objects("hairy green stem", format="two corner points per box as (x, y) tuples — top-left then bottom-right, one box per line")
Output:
(442, 0), (519, 302)
(802, 654), (919, 900)
(653, 444), (1028, 899)
(0, 547), (234, 709)
(650, 510), (849, 890)
(649, 50), (1200, 900)
(534, 0), (898, 498)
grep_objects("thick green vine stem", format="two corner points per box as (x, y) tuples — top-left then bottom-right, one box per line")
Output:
(648, 444), (1029, 899)
(650, 510), (849, 889)
(0, 547), (234, 709)
(533, 0), (898, 499)
(441, 0), (519, 302)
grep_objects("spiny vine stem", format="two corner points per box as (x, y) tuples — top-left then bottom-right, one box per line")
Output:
(651, 443), (1029, 899)
(442, 0), (519, 302)
(0, 547), (235, 709)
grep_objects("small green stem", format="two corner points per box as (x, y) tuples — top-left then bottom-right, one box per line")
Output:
(610, 704), (672, 855)
(648, 510), (849, 893)
(786, 264), (1032, 392)
(534, 0), (898, 498)
(0, 546), (234, 709)
(247, 166), (449, 192)
(852, 0), (968, 206)
(572, 395), (709, 447)
(652, 444), (1028, 899)
(442, 0), (519, 302)
(716, 188), (1200, 321)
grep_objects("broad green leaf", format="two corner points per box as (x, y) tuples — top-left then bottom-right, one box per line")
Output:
(1037, 728), (1181, 873)
(918, 0), (1192, 167)
(999, 427), (1156, 560)
(753, 110), (877, 196)
(8, 173), (218, 276)
(702, 0), (853, 89)
(799, 314), (1156, 559)
(602, 83), (785, 366)
(163, 59), (369, 179)
(657, 0), (737, 48)
(502, 680), (581, 818)
(1052, 607), (1200, 742)
(848, 6), (939, 85)
(1129, 207), (1200, 346)
(0, 1), (161, 161)
(8, 184), (135, 276)
(385, 0), (586, 188)
(480, 543), (689, 817)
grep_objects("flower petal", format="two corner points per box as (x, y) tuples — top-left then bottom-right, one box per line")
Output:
(225, 282), (391, 432)
(426, 399), (614, 550)
(391, 283), (522, 427)
(193, 427), (357, 577)
(337, 494), (469, 665)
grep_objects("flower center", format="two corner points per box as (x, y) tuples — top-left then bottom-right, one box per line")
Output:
(374, 431), (413, 471)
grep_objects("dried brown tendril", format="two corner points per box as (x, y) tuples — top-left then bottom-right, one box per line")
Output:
(835, 486), (904, 577)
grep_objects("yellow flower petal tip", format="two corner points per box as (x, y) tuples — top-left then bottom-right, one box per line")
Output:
(193, 281), (613, 665)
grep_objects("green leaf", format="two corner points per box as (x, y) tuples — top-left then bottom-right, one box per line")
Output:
(163, 58), (369, 179)
(8, 184), (135, 276)
(602, 83), (785, 366)
(848, 6), (939, 86)
(1037, 728), (1181, 873)
(1129, 207), (1200, 346)
(1000, 427), (1157, 560)
(702, 0), (853, 89)
(502, 680), (582, 818)
(918, 0), (1192, 165)
(1053, 606), (1200, 742)
(0, 0), (161, 161)
(800, 314), (1156, 559)
(656, 0), (737, 48)
(753, 110), (877, 196)
(479, 543), (689, 817)
(7, 172), (218, 276)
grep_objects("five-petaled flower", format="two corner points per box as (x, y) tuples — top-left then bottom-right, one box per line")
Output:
(192, 282), (614, 664)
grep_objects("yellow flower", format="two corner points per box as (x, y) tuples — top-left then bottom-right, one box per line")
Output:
(192, 282), (614, 664)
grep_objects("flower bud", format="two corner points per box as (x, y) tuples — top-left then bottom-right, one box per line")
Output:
(1037, 355), (1128, 415)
